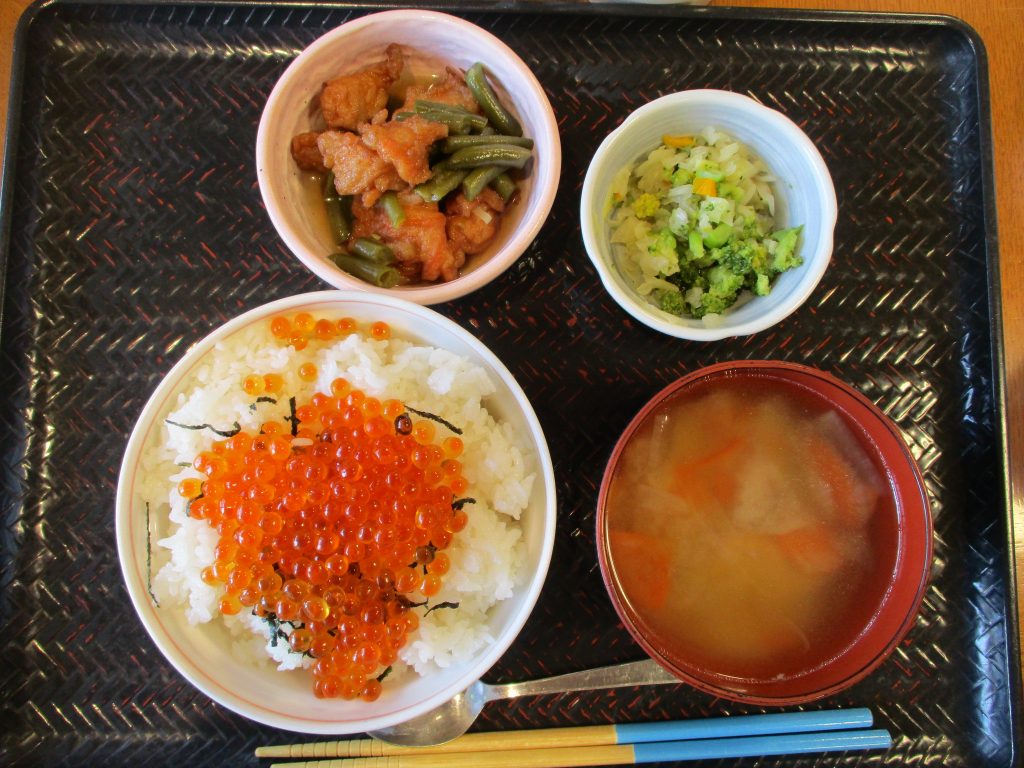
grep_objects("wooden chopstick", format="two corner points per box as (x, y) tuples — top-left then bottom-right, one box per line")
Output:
(256, 725), (614, 759)
(256, 708), (875, 759)
(263, 728), (893, 767)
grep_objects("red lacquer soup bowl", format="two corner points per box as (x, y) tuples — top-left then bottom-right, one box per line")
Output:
(596, 361), (932, 705)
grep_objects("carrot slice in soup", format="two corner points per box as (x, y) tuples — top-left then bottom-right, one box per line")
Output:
(670, 437), (744, 509)
(807, 433), (867, 526)
(607, 529), (672, 614)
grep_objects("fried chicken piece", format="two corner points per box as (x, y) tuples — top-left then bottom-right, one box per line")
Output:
(445, 188), (506, 261)
(359, 115), (448, 186)
(316, 130), (403, 207)
(320, 43), (404, 131)
(400, 66), (481, 113)
(352, 192), (461, 282)
(290, 131), (327, 172)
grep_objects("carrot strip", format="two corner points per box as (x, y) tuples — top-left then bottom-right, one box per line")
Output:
(663, 134), (695, 148)
(807, 434), (863, 525)
(607, 529), (672, 613)
(670, 437), (744, 508)
(692, 177), (717, 196)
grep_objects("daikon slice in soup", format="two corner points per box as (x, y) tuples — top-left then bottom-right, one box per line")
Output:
(603, 375), (899, 681)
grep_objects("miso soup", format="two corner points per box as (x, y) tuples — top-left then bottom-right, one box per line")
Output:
(603, 374), (898, 681)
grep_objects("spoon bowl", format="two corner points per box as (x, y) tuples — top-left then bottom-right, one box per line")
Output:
(368, 658), (679, 747)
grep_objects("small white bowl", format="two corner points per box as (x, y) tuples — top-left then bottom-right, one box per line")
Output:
(580, 89), (837, 340)
(257, 10), (561, 305)
(115, 291), (557, 734)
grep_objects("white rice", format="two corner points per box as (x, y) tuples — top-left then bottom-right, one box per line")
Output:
(141, 318), (533, 678)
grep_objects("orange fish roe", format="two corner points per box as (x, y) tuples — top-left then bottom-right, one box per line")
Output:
(178, 315), (469, 702)
(270, 312), (395, 352)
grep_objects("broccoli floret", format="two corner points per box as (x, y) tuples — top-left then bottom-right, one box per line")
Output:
(692, 292), (731, 318)
(753, 273), (771, 296)
(667, 258), (703, 291)
(706, 265), (745, 298)
(648, 228), (678, 262)
(768, 226), (804, 273)
(691, 265), (744, 317)
(720, 240), (768, 275)
(631, 193), (661, 219)
(718, 243), (752, 274)
(658, 289), (686, 316)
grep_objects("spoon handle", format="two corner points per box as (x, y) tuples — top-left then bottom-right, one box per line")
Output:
(488, 659), (678, 703)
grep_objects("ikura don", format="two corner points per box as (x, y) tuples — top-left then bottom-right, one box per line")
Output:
(149, 312), (533, 701)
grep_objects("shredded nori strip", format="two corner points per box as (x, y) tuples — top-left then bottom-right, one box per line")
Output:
(249, 396), (277, 412)
(165, 418), (241, 438)
(261, 614), (290, 649)
(424, 601), (460, 616)
(405, 406), (463, 435)
(285, 396), (299, 436)
(452, 497), (476, 511)
(376, 666), (393, 683)
(145, 502), (159, 607)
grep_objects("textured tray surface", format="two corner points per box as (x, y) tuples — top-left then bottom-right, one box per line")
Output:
(0, 2), (1016, 766)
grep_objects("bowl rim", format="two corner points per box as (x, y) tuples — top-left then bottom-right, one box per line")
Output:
(595, 360), (933, 705)
(580, 88), (837, 341)
(115, 290), (558, 733)
(255, 9), (562, 306)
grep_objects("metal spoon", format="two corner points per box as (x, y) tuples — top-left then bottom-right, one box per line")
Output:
(368, 658), (679, 747)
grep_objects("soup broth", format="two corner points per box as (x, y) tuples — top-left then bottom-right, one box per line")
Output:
(604, 374), (898, 681)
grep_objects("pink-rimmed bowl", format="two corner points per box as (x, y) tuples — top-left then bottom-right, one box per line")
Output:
(596, 360), (932, 705)
(256, 10), (561, 305)
(115, 291), (557, 733)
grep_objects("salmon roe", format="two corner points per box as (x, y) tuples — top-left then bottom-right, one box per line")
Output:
(178, 314), (470, 701)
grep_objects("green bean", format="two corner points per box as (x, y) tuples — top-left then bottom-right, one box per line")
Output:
(465, 63), (522, 137)
(462, 165), (505, 201)
(322, 173), (353, 244)
(351, 237), (395, 264)
(396, 109), (487, 135)
(328, 252), (400, 289)
(377, 191), (405, 227)
(414, 169), (468, 202)
(443, 134), (534, 153)
(489, 172), (517, 203)
(413, 100), (475, 116)
(414, 100), (505, 135)
(444, 144), (532, 170)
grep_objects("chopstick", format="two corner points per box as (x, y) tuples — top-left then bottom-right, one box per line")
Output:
(257, 707), (875, 758)
(264, 729), (892, 767)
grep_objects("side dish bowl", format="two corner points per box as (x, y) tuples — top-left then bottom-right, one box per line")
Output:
(596, 361), (932, 705)
(580, 89), (836, 340)
(257, 10), (561, 305)
(116, 291), (557, 733)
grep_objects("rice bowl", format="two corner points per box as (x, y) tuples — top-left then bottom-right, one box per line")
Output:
(116, 291), (556, 733)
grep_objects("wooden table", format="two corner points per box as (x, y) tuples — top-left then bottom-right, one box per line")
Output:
(2, 0), (1021, 683)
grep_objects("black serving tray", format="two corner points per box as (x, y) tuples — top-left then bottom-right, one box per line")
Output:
(1, 2), (1018, 766)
